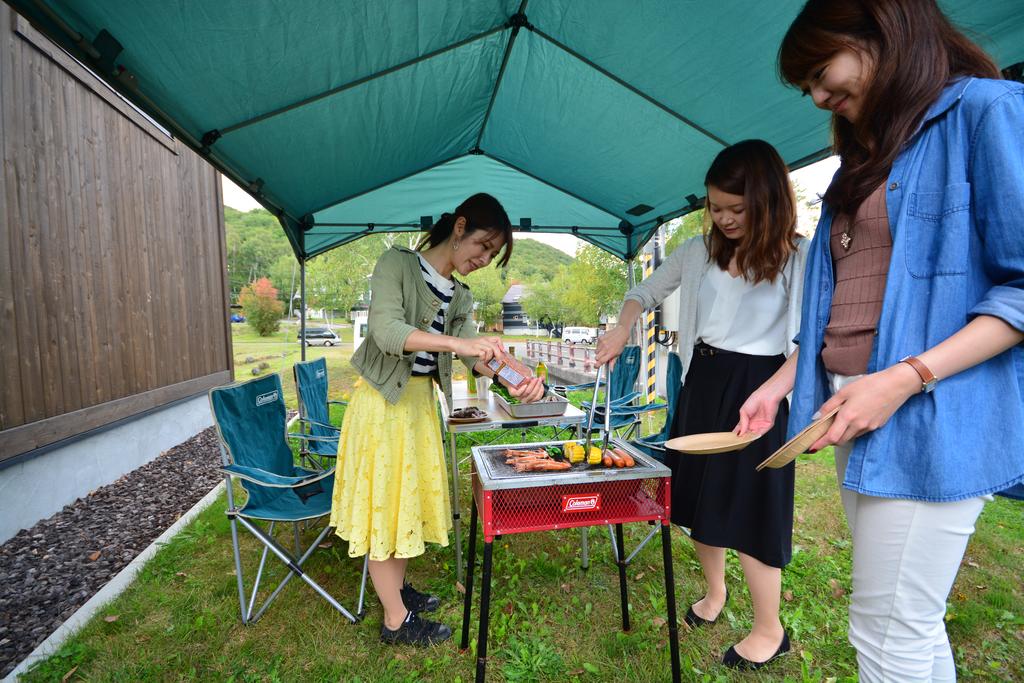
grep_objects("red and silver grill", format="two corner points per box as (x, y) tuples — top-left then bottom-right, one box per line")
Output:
(471, 438), (670, 536)
(459, 438), (681, 682)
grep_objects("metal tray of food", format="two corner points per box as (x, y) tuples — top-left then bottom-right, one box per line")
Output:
(471, 438), (670, 490)
(492, 390), (569, 418)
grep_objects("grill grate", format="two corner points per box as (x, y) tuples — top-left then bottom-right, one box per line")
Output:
(480, 442), (653, 478)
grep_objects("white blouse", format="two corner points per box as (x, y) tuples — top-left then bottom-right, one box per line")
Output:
(695, 266), (788, 356)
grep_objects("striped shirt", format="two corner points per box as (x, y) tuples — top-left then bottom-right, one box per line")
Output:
(411, 254), (455, 376)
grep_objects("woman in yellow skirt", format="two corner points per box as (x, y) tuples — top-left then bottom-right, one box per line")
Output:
(330, 193), (546, 646)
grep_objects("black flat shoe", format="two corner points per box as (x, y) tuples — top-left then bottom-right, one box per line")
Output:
(401, 581), (441, 613)
(380, 610), (452, 646)
(683, 591), (727, 628)
(722, 631), (790, 670)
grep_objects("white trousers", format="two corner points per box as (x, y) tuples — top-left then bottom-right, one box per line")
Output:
(830, 374), (987, 683)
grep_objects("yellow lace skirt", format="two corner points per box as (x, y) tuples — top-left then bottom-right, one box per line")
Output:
(329, 377), (451, 560)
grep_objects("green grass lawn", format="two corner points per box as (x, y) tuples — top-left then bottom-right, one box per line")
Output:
(230, 321), (357, 410)
(21, 326), (1024, 682)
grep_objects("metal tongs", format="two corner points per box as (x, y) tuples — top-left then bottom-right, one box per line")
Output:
(583, 364), (613, 466)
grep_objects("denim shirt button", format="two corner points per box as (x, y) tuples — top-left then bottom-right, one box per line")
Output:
(889, 182), (899, 190)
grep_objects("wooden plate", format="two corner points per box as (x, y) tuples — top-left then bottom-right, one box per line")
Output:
(448, 415), (489, 424)
(756, 407), (841, 471)
(665, 431), (761, 455)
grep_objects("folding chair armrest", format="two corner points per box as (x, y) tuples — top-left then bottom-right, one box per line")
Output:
(584, 392), (642, 410)
(327, 400), (348, 407)
(288, 433), (340, 445)
(295, 417), (341, 432)
(610, 401), (668, 415)
(633, 435), (667, 448)
(220, 463), (335, 489)
(582, 392), (642, 412)
(555, 379), (605, 393)
(612, 391), (642, 406)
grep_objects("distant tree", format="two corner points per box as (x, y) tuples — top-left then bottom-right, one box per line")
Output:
(462, 264), (507, 331)
(305, 235), (390, 323)
(793, 180), (822, 236)
(505, 237), (572, 282)
(224, 207), (293, 302)
(239, 277), (285, 336)
(268, 254), (298, 313)
(663, 210), (705, 256)
(521, 245), (637, 326)
(521, 266), (574, 327)
(564, 245), (633, 325)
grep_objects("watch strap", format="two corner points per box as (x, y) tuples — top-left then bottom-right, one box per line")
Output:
(899, 355), (938, 393)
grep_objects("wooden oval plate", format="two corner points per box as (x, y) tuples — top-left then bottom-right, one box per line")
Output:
(756, 407), (841, 471)
(665, 431), (761, 455)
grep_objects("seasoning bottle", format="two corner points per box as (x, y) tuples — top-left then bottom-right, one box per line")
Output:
(536, 360), (548, 383)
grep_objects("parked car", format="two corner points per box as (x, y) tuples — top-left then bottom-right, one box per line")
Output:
(561, 326), (597, 344)
(297, 327), (341, 346)
(230, 313), (246, 323)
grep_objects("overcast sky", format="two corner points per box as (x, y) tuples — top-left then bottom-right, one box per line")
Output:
(222, 155), (841, 257)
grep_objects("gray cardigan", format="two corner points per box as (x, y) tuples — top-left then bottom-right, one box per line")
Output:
(624, 236), (809, 387)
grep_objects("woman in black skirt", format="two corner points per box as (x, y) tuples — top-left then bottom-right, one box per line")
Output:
(597, 139), (808, 670)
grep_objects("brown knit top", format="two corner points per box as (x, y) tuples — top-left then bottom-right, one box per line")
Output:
(822, 183), (892, 376)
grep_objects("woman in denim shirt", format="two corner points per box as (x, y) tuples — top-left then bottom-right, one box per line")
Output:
(736, 1), (1024, 680)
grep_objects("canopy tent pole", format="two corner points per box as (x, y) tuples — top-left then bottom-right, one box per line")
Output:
(300, 257), (307, 362)
(626, 255), (637, 335)
(625, 255), (646, 401)
(640, 239), (658, 404)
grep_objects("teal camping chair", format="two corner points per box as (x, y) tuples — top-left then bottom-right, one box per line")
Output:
(566, 348), (675, 569)
(588, 352), (683, 570)
(629, 352), (683, 463)
(293, 357), (345, 469)
(558, 346), (666, 440)
(209, 373), (367, 625)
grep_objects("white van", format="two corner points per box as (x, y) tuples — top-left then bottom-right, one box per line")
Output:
(561, 326), (597, 344)
(298, 327), (342, 346)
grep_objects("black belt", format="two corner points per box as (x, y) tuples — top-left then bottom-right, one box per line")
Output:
(694, 342), (736, 357)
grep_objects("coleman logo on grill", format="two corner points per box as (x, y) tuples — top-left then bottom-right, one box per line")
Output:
(561, 494), (601, 513)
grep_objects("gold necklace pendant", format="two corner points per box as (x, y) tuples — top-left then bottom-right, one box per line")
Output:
(840, 232), (852, 251)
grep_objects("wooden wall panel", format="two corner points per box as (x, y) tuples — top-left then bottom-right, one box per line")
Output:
(0, 6), (233, 461)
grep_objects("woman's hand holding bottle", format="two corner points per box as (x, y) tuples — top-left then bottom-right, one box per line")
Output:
(509, 377), (546, 403)
(452, 336), (505, 363)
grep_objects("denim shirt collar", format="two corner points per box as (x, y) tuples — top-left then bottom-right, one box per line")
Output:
(914, 77), (972, 133)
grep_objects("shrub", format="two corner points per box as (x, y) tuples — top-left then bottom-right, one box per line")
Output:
(239, 278), (284, 336)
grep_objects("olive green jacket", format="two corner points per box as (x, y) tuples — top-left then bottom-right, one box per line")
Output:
(350, 246), (478, 408)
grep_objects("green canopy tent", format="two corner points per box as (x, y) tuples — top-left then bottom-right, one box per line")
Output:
(10, 0), (1024, 347)
(13, 0), (1024, 257)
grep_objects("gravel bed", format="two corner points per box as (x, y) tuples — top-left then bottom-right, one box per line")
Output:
(0, 428), (223, 678)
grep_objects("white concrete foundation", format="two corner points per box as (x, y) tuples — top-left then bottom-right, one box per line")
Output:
(0, 395), (213, 544)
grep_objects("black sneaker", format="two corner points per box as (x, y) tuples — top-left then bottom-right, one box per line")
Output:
(401, 582), (441, 613)
(380, 610), (452, 646)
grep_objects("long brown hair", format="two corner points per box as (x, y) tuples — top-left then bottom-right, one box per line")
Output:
(416, 193), (514, 267)
(778, 0), (999, 216)
(703, 139), (798, 284)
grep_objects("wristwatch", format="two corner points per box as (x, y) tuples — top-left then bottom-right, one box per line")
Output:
(899, 356), (938, 393)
